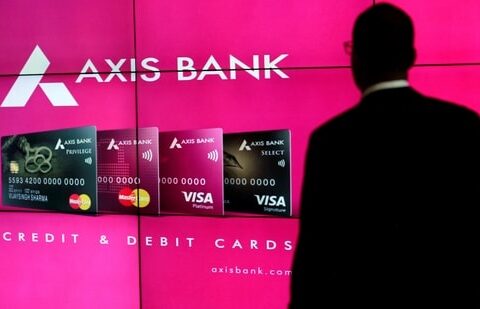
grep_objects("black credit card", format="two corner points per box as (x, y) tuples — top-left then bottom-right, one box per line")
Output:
(223, 129), (291, 216)
(1, 126), (97, 213)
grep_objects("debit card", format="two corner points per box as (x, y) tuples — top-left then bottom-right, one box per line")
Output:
(223, 129), (291, 216)
(97, 127), (159, 215)
(1, 126), (97, 213)
(159, 128), (224, 216)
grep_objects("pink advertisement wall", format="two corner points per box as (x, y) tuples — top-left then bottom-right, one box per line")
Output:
(1, 1), (479, 308)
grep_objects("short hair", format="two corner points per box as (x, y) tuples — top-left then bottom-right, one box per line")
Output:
(353, 4), (415, 73)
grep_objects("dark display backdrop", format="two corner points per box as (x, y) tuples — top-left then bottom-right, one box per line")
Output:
(1, 1), (480, 308)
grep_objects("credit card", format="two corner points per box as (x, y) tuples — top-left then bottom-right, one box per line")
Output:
(223, 129), (291, 216)
(1, 126), (97, 213)
(97, 127), (159, 215)
(159, 128), (224, 216)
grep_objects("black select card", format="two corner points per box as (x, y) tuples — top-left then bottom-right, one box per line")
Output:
(223, 129), (291, 216)
(1, 126), (97, 213)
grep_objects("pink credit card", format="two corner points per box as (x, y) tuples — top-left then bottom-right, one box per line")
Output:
(97, 127), (159, 215)
(159, 128), (224, 216)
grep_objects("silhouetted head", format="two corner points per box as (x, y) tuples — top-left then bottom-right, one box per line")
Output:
(352, 4), (416, 91)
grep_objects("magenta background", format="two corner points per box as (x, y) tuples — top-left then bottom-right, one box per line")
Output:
(0, 1), (479, 309)
(380, 0), (480, 64)
(0, 0), (134, 76)
(0, 213), (140, 309)
(139, 216), (297, 309)
(135, 0), (371, 69)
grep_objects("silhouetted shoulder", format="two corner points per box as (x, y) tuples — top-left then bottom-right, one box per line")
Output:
(310, 88), (480, 144)
(407, 92), (480, 141)
(420, 93), (480, 122)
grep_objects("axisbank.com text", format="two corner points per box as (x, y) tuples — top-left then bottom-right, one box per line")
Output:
(211, 265), (292, 277)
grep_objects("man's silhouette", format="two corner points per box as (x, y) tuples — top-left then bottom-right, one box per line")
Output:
(290, 4), (480, 308)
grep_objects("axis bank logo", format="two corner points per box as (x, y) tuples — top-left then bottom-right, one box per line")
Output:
(169, 138), (182, 149)
(1, 45), (289, 108)
(76, 53), (289, 83)
(1, 45), (77, 107)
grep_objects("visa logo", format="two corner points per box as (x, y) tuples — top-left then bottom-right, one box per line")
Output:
(254, 195), (286, 207)
(182, 191), (213, 204)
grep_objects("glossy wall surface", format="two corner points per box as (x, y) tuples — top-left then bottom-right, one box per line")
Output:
(1, 1), (479, 308)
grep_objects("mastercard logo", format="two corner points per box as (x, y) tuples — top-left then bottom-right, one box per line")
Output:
(118, 187), (150, 208)
(69, 194), (92, 211)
